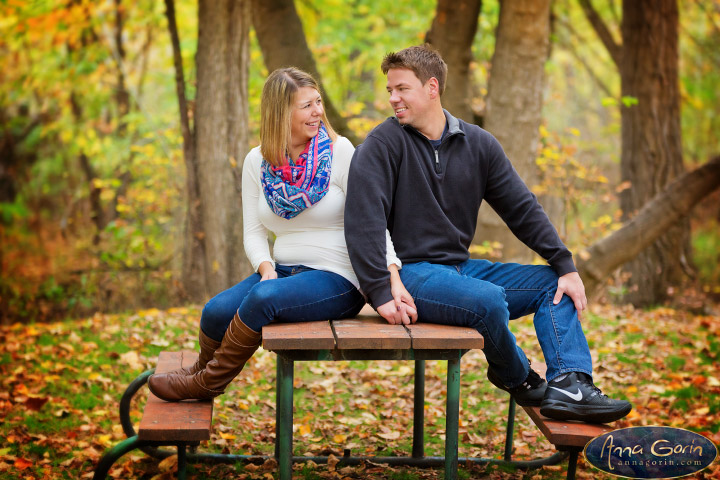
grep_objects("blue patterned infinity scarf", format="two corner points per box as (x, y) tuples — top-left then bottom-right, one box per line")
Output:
(261, 123), (333, 219)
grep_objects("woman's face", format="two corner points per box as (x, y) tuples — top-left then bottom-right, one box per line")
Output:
(290, 87), (323, 146)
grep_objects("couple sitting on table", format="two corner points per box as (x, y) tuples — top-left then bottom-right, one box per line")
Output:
(149, 45), (632, 424)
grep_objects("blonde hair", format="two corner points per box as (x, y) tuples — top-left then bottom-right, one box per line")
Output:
(260, 68), (337, 166)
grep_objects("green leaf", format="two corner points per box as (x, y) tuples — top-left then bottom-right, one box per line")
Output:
(621, 95), (639, 107)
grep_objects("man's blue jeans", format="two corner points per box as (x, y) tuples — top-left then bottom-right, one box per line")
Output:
(200, 265), (365, 342)
(399, 260), (592, 387)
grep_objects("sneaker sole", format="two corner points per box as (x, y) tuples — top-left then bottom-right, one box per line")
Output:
(540, 400), (632, 424)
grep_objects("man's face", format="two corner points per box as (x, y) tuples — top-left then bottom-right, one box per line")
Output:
(386, 68), (433, 128)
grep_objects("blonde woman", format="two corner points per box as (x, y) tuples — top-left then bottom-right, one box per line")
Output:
(149, 67), (401, 401)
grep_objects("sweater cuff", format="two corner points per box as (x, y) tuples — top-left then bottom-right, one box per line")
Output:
(367, 284), (394, 310)
(552, 254), (577, 277)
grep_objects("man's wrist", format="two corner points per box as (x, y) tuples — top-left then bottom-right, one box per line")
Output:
(369, 287), (394, 310)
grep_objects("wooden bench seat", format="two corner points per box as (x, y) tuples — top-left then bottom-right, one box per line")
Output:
(523, 406), (611, 448)
(93, 351), (214, 480)
(138, 351), (213, 442)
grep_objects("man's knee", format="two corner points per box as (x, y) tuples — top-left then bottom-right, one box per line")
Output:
(451, 285), (508, 330)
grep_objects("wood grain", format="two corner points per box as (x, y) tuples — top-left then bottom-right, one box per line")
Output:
(262, 320), (335, 350)
(138, 351), (213, 442)
(406, 323), (484, 349)
(332, 317), (411, 349)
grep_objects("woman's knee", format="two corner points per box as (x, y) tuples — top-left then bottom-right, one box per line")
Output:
(243, 281), (283, 308)
(236, 281), (282, 323)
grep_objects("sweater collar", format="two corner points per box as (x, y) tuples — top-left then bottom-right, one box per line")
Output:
(443, 109), (464, 137)
(397, 109), (465, 141)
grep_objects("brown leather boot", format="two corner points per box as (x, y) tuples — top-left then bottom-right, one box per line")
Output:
(166, 329), (221, 376)
(148, 313), (261, 401)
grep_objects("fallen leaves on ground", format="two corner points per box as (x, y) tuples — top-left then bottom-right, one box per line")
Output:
(0, 300), (719, 479)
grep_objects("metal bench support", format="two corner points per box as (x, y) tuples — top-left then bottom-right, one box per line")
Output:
(97, 357), (578, 480)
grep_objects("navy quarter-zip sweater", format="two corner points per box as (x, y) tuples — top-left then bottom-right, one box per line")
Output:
(344, 110), (576, 308)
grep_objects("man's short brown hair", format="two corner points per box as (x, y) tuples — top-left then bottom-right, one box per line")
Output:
(381, 45), (448, 96)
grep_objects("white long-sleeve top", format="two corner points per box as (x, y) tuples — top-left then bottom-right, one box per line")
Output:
(242, 136), (400, 290)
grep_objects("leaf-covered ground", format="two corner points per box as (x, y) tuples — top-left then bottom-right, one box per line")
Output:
(1, 299), (719, 479)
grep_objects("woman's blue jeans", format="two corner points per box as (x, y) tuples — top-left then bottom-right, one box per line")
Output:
(399, 259), (592, 387)
(200, 265), (365, 341)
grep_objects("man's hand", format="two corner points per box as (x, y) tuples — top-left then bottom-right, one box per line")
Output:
(377, 299), (417, 325)
(554, 271), (587, 320)
(258, 261), (278, 282)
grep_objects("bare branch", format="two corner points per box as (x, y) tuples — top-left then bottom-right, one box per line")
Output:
(163, 0), (193, 161)
(578, 0), (622, 68)
(555, 16), (615, 97)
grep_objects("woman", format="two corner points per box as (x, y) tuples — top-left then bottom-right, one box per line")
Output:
(148, 67), (401, 401)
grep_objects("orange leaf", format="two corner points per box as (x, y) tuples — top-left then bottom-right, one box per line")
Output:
(14, 458), (32, 470)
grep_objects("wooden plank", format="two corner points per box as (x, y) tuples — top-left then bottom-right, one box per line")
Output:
(262, 320), (335, 350)
(138, 351), (213, 442)
(405, 323), (484, 349)
(332, 317), (411, 349)
(523, 406), (613, 448)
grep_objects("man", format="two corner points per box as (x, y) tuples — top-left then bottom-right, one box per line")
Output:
(344, 45), (631, 423)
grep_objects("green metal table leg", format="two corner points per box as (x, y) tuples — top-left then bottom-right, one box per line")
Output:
(412, 359), (425, 459)
(445, 354), (461, 480)
(177, 443), (187, 480)
(93, 436), (144, 480)
(274, 357), (280, 461)
(567, 450), (579, 480)
(504, 397), (516, 461)
(277, 355), (294, 480)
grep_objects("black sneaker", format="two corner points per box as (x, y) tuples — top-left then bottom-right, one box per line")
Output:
(540, 372), (632, 423)
(487, 366), (547, 407)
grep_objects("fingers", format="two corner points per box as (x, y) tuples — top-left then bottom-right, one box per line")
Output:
(405, 304), (418, 323)
(402, 293), (417, 311)
(399, 306), (411, 325)
(575, 294), (587, 321)
(377, 301), (400, 325)
(574, 298), (585, 321)
(553, 288), (563, 305)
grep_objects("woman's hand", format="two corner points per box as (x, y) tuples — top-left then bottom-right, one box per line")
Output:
(388, 264), (418, 324)
(258, 261), (278, 282)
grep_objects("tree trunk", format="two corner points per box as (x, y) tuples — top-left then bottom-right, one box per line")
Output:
(113, 0), (130, 125)
(250, 0), (359, 145)
(194, 0), (252, 296)
(425, 0), (481, 123)
(476, 0), (558, 263)
(619, 0), (689, 306)
(578, 156), (720, 297)
(164, 0), (206, 301)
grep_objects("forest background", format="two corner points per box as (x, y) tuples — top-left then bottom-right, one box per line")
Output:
(1, 0), (719, 324)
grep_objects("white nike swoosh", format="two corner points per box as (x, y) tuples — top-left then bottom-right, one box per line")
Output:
(549, 386), (583, 401)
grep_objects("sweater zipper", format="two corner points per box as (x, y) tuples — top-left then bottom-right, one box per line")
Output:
(434, 149), (441, 174)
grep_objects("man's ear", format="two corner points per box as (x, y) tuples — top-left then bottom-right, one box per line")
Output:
(426, 77), (440, 99)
